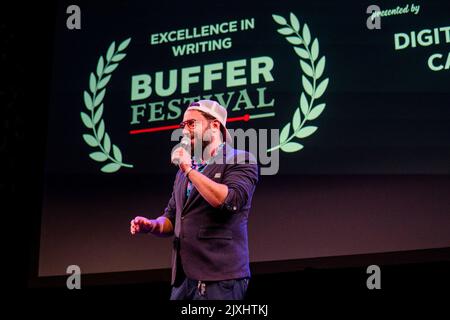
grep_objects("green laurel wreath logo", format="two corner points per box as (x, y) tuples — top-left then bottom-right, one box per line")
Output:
(269, 13), (329, 153)
(81, 38), (134, 173)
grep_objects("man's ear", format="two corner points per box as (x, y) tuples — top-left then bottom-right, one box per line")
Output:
(212, 120), (221, 132)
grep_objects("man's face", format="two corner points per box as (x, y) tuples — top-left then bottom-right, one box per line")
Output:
(181, 110), (213, 149)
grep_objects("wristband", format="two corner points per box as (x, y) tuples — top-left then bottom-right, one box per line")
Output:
(185, 167), (193, 178)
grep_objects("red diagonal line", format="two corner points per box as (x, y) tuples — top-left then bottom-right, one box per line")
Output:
(129, 124), (180, 135)
(227, 114), (250, 122)
(129, 114), (251, 135)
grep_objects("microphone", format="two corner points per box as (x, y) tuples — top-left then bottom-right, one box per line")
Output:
(181, 134), (191, 150)
(172, 134), (191, 166)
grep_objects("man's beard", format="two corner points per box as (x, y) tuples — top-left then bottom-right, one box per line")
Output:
(190, 130), (212, 159)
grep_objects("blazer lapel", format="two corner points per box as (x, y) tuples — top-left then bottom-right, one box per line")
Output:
(182, 164), (216, 213)
(177, 173), (188, 210)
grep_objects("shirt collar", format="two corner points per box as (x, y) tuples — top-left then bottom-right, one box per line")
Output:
(192, 142), (225, 167)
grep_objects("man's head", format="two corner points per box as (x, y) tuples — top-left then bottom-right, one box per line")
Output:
(180, 100), (231, 150)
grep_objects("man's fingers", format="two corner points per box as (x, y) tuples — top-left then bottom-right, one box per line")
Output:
(171, 147), (188, 165)
(133, 216), (145, 225)
(131, 216), (153, 234)
(171, 152), (180, 164)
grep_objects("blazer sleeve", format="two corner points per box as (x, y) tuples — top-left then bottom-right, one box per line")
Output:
(161, 171), (180, 226)
(220, 156), (259, 214)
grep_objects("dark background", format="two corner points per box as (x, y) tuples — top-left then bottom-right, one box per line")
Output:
(38, 0), (450, 277)
(2, 0), (449, 304)
(45, 0), (450, 175)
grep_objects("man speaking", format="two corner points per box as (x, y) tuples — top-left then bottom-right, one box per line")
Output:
(130, 100), (258, 300)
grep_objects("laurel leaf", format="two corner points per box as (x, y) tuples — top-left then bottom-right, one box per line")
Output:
(106, 41), (116, 62)
(293, 108), (301, 131)
(93, 104), (103, 125)
(295, 126), (317, 138)
(300, 60), (313, 77)
(112, 53), (126, 62)
(315, 56), (325, 78)
(113, 145), (123, 162)
(311, 39), (319, 61)
(89, 72), (97, 93)
(97, 119), (105, 141)
(302, 76), (313, 97)
(80, 112), (93, 129)
(286, 36), (302, 45)
(89, 152), (108, 162)
(300, 93), (309, 116)
(278, 27), (293, 35)
(84, 91), (93, 110)
(94, 89), (106, 107)
(294, 47), (309, 59)
(307, 104), (326, 120)
(271, 22), (325, 154)
(314, 78), (329, 99)
(118, 37), (131, 51)
(280, 123), (290, 143)
(101, 163), (121, 173)
(104, 63), (119, 74)
(290, 13), (300, 32)
(104, 132), (111, 153)
(303, 23), (311, 46)
(96, 56), (104, 78)
(83, 38), (133, 172)
(97, 75), (111, 90)
(281, 142), (303, 152)
(83, 134), (98, 147)
(272, 14), (287, 25)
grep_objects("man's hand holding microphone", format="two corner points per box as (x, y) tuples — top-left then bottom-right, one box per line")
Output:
(171, 133), (192, 173)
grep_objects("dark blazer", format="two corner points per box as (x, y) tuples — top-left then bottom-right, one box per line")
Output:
(162, 144), (259, 285)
